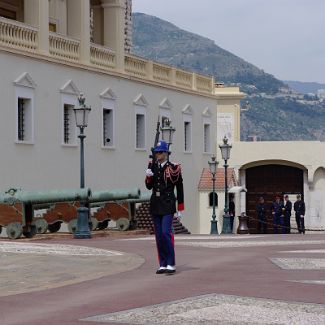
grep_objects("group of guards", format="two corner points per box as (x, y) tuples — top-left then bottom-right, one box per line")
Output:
(256, 194), (306, 234)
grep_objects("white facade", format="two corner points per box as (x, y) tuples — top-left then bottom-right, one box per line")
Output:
(230, 141), (325, 230)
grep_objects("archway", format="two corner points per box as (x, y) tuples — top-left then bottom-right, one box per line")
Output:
(245, 164), (304, 233)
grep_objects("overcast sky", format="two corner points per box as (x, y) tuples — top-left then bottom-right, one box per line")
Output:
(133, 0), (325, 83)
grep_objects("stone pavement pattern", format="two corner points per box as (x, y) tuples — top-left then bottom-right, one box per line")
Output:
(0, 233), (325, 325)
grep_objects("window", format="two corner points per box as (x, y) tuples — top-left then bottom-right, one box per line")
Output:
(103, 108), (114, 147)
(17, 98), (30, 141)
(209, 192), (218, 207)
(63, 104), (76, 145)
(0, 8), (17, 20)
(16, 96), (33, 143)
(184, 121), (192, 152)
(203, 123), (211, 153)
(136, 113), (145, 149)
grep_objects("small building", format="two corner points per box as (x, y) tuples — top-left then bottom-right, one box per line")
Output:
(198, 168), (238, 234)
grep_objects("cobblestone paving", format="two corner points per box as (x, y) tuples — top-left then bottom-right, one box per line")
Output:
(0, 241), (123, 256)
(289, 280), (325, 285)
(279, 249), (325, 254)
(0, 242), (144, 297)
(118, 235), (267, 241)
(271, 258), (325, 270)
(176, 239), (325, 249)
(83, 294), (325, 325)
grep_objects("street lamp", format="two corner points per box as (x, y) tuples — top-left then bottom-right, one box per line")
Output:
(208, 155), (219, 234)
(73, 93), (91, 239)
(160, 118), (176, 159)
(219, 136), (232, 234)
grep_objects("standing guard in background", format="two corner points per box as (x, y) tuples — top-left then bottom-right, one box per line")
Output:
(256, 196), (267, 234)
(145, 140), (184, 275)
(271, 195), (285, 234)
(284, 194), (292, 234)
(229, 195), (235, 233)
(294, 194), (306, 234)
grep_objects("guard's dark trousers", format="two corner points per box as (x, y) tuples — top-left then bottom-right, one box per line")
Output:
(153, 214), (175, 267)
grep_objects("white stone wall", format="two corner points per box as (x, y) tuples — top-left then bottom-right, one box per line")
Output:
(0, 50), (218, 233)
(230, 141), (325, 230)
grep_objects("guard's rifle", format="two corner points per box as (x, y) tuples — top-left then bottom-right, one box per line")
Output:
(148, 116), (160, 172)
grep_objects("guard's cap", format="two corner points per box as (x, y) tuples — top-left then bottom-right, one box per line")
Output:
(154, 141), (169, 152)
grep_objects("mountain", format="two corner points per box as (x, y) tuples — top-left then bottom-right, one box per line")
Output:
(132, 13), (285, 94)
(132, 13), (325, 141)
(284, 81), (325, 94)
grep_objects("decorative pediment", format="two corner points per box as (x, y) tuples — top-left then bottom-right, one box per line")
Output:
(100, 87), (117, 100)
(60, 80), (80, 95)
(14, 72), (36, 89)
(159, 98), (173, 110)
(202, 107), (212, 117)
(182, 104), (193, 115)
(133, 93), (148, 107)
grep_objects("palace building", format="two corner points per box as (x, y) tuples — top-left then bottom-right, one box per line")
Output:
(0, 0), (244, 233)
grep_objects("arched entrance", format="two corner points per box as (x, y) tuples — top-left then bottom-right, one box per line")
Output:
(245, 164), (304, 233)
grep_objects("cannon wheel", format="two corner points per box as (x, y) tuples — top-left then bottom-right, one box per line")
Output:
(116, 218), (130, 231)
(90, 217), (99, 231)
(97, 219), (109, 230)
(6, 222), (23, 239)
(33, 218), (48, 234)
(23, 225), (37, 238)
(48, 221), (61, 233)
(68, 219), (77, 234)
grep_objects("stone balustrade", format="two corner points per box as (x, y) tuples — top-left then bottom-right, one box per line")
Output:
(90, 43), (116, 70)
(0, 17), (37, 52)
(176, 70), (193, 89)
(49, 32), (80, 62)
(124, 54), (148, 78)
(0, 18), (214, 94)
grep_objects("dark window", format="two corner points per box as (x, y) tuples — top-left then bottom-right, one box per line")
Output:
(209, 192), (218, 207)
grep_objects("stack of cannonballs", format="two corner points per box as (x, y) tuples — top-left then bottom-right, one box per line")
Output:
(135, 202), (191, 235)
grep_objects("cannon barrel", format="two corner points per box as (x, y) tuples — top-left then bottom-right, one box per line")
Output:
(88, 188), (140, 204)
(0, 188), (91, 206)
(118, 193), (151, 204)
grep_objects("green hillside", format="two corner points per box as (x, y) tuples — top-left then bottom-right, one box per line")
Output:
(133, 13), (325, 141)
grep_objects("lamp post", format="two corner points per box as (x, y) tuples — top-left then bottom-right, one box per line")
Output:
(208, 155), (219, 234)
(219, 136), (232, 234)
(160, 118), (176, 158)
(73, 93), (91, 239)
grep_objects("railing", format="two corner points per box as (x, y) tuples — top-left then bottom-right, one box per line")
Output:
(0, 18), (215, 95)
(175, 70), (193, 89)
(0, 17), (37, 52)
(90, 43), (115, 70)
(196, 75), (213, 93)
(124, 54), (147, 78)
(152, 63), (172, 83)
(49, 32), (80, 62)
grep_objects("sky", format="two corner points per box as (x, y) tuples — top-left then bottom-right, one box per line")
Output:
(133, 0), (325, 84)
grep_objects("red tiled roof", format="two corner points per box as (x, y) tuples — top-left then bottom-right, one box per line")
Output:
(198, 168), (238, 191)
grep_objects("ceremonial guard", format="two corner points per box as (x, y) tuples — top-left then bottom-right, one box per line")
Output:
(294, 194), (305, 234)
(271, 195), (285, 234)
(256, 196), (267, 234)
(284, 194), (292, 234)
(145, 140), (184, 275)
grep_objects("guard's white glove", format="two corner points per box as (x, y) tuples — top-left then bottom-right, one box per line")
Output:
(146, 169), (154, 177)
(175, 211), (182, 221)
(300, 215), (304, 218)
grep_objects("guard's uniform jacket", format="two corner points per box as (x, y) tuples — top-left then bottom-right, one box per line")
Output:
(284, 200), (292, 233)
(145, 161), (184, 215)
(294, 199), (306, 234)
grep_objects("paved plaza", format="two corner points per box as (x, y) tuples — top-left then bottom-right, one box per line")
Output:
(0, 233), (325, 324)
